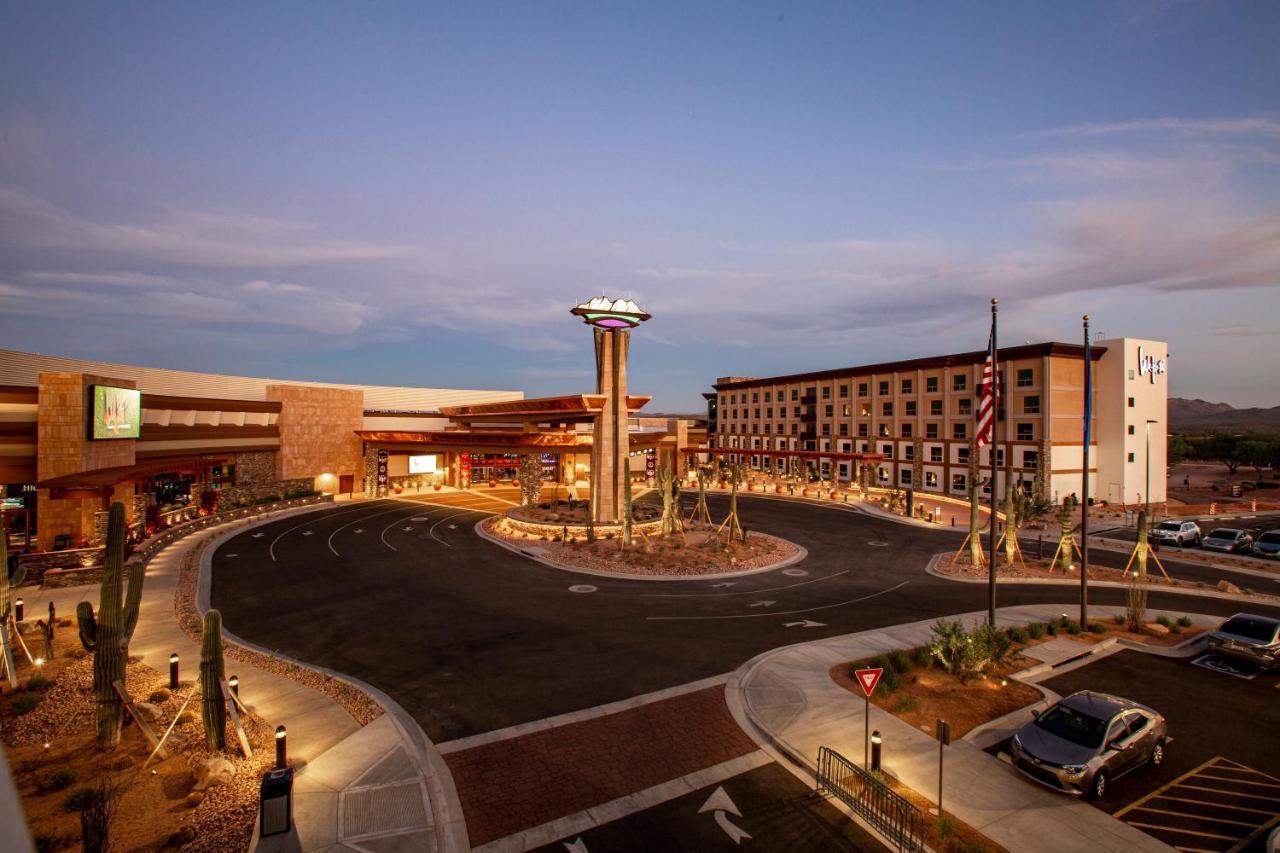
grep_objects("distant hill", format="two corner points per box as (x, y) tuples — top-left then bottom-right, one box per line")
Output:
(1169, 398), (1280, 433)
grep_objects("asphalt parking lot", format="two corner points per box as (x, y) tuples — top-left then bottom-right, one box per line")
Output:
(1013, 649), (1280, 852)
(1098, 510), (1280, 567)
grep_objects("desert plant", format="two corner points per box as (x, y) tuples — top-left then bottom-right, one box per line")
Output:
(1126, 510), (1151, 631)
(1168, 622), (1182, 635)
(13, 691), (41, 715)
(76, 502), (146, 748)
(657, 465), (683, 537)
(895, 694), (919, 714)
(936, 814), (956, 840)
(1007, 626), (1029, 644)
(176, 709), (197, 725)
(79, 778), (116, 853)
(888, 649), (912, 674)
(1088, 622), (1106, 634)
(200, 610), (227, 751)
(148, 687), (171, 703)
(1028, 622), (1046, 639)
(967, 477), (990, 566)
(1066, 621), (1083, 635)
(1045, 621), (1058, 636)
(912, 646), (932, 669)
(929, 619), (968, 674)
(877, 667), (900, 693)
(1113, 612), (1125, 625)
(1177, 615), (1192, 628)
(27, 672), (50, 692)
(1156, 614), (1172, 627)
(62, 786), (95, 813)
(44, 768), (77, 792)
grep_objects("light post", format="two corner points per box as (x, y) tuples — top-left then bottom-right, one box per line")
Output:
(169, 652), (179, 689)
(275, 725), (288, 769)
(1145, 419), (1158, 519)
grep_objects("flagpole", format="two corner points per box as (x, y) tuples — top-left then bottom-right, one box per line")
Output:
(988, 298), (999, 627)
(1080, 315), (1091, 628)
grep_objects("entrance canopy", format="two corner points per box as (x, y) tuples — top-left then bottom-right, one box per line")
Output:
(36, 455), (226, 498)
(439, 393), (651, 425)
(354, 429), (595, 454)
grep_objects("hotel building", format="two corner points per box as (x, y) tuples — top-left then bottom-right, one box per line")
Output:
(707, 337), (1168, 509)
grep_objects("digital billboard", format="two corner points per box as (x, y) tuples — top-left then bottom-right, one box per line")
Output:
(408, 454), (438, 474)
(90, 385), (141, 440)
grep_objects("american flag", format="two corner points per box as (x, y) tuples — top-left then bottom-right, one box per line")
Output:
(976, 332), (996, 447)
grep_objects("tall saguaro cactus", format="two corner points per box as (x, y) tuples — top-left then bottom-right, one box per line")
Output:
(200, 610), (227, 751)
(0, 533), (24, 689)
(657, 465), (682, 536)
(967, 477), (989, 567)
(77, 502), (145, 748)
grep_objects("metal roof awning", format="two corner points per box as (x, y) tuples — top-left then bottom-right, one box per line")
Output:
(37, 455), (227, 493)
(355, 430), (595, 453)
(439, 394), (651, 424)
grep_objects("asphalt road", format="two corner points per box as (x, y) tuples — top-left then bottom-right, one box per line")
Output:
(209, 493), (1280, 744)
(1095, 510), (1280, 570)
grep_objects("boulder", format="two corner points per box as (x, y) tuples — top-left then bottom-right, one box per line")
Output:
(194, 757), (235, 790)
(185, 791), (204, 808)
(1145, 622), (1170, 637)
(1217, 580), (1242, 595)
(132, 702), (163, 724)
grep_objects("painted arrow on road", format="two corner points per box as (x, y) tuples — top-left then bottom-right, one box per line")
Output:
(251, 533), (264, 539)
(748, 600), (777, 608)
(562, 838), (589, 853)
(699, 785), (750, 844)
(784, 620), (826, 628)
(710, 582), (737, 588)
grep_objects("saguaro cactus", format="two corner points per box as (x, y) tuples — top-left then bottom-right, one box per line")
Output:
(968, 477), (989, 567)
(200, 609), (227, 751)
(622, 470), (634, 547)
(1126, 510), (1150, 631)
(76, 502), (145, 748)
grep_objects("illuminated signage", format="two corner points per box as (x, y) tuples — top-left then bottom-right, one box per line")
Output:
(1137, 346), (1167, 384)
(90, 385), (141, 439)
(570, 296), (651, 329)
(408, 454), (438, 474)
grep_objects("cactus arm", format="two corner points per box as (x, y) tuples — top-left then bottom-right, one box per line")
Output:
(201, 609), (227, 750)
(121, 558), (145, 642)
(77, 601), (98, 651)
(0, 532), (9, 621)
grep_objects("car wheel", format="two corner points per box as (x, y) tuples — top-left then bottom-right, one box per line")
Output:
(1088, 770), (1109, 800)
(1151, 741), (1165, 766)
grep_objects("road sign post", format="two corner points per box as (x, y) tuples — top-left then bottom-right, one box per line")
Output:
(935, 720), (951, 816)
(853, 667), (883, 770)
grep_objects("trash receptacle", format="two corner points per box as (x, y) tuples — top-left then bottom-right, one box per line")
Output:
(260, 767), (294, 837)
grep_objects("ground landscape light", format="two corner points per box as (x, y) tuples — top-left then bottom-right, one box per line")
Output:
(570, 296), (651, 329)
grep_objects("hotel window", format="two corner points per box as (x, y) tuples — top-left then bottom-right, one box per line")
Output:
(751, 423), (759, 433)
(822, 424), (830, 436)
(1024, 395), (1041, 414)
(791, 423), (798, 434)
(1128, 397), (1135, 408)
(858, 423), (868, 437)
(953, 374), (967, 392)
(900, 469), (913, 485)
(930, 446), (943, 463)
(793, 406), (802, 417)
(958, 398), (972, 416)
(754, 408), (760, 419)
(766, 407), (773, 418)
(1128, 424), (1135, 435)
(926, 423), (939, 439)
(878, 467), (890, 483)
(1128, 452), (1136, 462)
(1024, 450), (1038, 469)
(879, 423), (891, 437)
(791, 389), (798, 401)
(806, 386), (817, 398)
(861, 442), (869, 453)
(901, 378), (913, 394)
(839, 423), (849, 437)
(839, 463), (849, 479)
(882, 444), (893, 458)
(1016, 423), (1033, 441)
(958, 446), (971, 464)
(840, 441), (852, 453)
(764, 423), (771, 434)
(952, 474), (967, 492)
(953, 423), (967, 440)
(764, 391), (771, 402)
(925, 471), (938, 488)
(904, 444), (914, 461)
(859, 404), (871, 417)
(905, 400), (917, 416)
(930, 400), (943, 416)
(926, 376), (939, 393)
(822, 386), (831, 399)
(878, 380), (889, 395)
(839, 384), (849, 398)
(752, 392), (759, 403)
(842, 403), (851, 417)
(824, 404), (834, 417)
(1017, 368), (1033, 387)
(858, 382), (869, 397)
(901, 423), (913, 438)
(882, 401), (893, 416)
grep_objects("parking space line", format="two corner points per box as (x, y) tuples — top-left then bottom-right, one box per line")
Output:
(1114, 756), (1221, 818)
(1128, 807), (1258, 828)
(1231, 815), (1280, 853)
(1125, 822), (1238, 842)
(1196, 775), (1280, 788)
(1178, 783), (1280, 801)
(1158, 796), (1277, 815)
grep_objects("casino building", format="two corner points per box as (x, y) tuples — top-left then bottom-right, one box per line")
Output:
(706, 337), (1168, 509)
(0, 348), (699, 555)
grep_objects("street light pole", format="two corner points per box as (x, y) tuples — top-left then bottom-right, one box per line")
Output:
(1145, 419), (1158, 520)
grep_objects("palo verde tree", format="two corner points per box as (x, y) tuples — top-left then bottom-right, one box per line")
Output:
(77, 502), (146, 748)
(965, 477), (990, 567)
(1126, 510), (1151, 632)
(657, 465), (683, 536)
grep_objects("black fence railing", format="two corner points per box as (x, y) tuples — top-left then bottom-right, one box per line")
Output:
(816, 746), (925, 853)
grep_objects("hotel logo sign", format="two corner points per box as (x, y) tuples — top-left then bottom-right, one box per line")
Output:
(1137, 346), (1166, 384)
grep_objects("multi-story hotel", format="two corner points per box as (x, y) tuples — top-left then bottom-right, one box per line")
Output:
(707, 337), (1168, 509)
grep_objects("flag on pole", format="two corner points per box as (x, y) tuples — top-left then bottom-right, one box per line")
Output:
(976, 331), (996, 447)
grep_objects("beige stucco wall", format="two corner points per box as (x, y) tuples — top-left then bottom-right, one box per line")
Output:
(1095, 338), (1168, 507)
(266, 384), (364, 485)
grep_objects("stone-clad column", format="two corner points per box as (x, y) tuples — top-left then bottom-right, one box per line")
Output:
(591, 329), (617, 522)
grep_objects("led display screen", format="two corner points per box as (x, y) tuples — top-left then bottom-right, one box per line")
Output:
(90, 385), (141, 439)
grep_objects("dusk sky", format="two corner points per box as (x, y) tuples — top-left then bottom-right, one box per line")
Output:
(2, 2), (1277, 410)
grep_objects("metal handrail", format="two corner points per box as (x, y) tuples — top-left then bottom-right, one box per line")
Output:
(816, 746), (925, 853)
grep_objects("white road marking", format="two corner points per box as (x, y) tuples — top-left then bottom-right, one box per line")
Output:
(563, 839), (589, 853)
(224, 554), (237, 559)
(300, 531), (313, 536)
(569, 585), (598, 594)
(784, 620), (826, 628)
(430, 509), (489, 547)
(640, 570), (848, 598)
(268, 503), (372, 561)
(402, 526), (414, 531)
(747, 601), (776, 608)
(251, 533), (264, 539)
(646, 580), (910, 621)
(710, 582), (737, 589)
(781, 568), (808, 577)
(327, 505), (441, 557)
(699, 786), (750, 845)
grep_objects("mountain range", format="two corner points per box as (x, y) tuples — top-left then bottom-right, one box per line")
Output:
(1169, 398), (1280, 433)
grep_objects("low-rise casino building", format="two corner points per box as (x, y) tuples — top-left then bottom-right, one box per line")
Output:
(706, 337), (1168, 509)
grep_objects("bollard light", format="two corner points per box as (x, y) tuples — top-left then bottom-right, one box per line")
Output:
(275, 725), (288, 768)
(169, 653), (180, 689)
(871, 730), (883, 772)
(34, 657), (44, 667)
(229, 674), (239, 698)
(14, 598), (23, 623)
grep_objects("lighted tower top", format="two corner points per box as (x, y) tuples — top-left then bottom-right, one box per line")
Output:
(570, 296), (651, 329)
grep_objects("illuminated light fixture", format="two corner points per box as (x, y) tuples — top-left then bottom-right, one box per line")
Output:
(34, 657), (44, 667)
(570, 296), (651, 329)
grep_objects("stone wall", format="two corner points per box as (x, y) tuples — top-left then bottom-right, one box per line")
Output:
(266, 385), (364, 485)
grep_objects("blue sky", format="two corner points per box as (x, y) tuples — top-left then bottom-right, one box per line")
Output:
(1, 2), (1277, 409)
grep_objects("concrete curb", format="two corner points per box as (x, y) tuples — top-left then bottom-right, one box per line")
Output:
(195, 504), (471, 853)
(474, 516), (810, 582)
(924, 551), (1280, 606)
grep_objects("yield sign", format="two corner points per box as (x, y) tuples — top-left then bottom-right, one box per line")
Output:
(854, 667), (883, 697)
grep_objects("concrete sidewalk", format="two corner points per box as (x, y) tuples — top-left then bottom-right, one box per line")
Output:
(728, 602), (1194, 853)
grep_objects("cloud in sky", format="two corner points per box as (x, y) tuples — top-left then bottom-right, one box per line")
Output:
(1031, 117), (1280, 139)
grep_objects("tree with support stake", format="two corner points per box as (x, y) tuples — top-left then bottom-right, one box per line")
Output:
(687, 466), (713, 528)
(954, 477), (990, 567)
(716, 463), (746, 542)
(1046, 499), (1084, 574)
(0, 530), (27, 690)
(994, 468), (1028, 569)
(657, 465), (684, 537)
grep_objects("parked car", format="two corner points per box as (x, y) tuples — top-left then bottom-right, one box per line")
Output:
(1252, 530), (1280, 559)
(1149, 520), (1201, 547)
(1010, 691), (1167, 799)
(1206, 613), (1280, 671)
(1201, 528), (1254, 554)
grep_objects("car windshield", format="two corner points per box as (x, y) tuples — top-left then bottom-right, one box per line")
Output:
(1219, 615), (1280, 643)
(1156, 522), (1181, 532)
(1258, 532), (1280, 545)
(1208, 529), (1238, 540)
(1034, 703), (1107, 748)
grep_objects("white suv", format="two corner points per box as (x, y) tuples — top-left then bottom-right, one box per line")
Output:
(1149, 520), (1201, 547)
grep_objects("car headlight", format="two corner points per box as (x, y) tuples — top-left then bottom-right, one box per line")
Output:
(1060, 764), (1088, 776)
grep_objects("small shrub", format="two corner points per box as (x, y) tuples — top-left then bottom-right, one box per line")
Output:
(936, 814), (956, 839)
(62, 786), (95, 813)
(148, 688), (171, 703)
(1113, 612), (1126, 625)
(13, 691), (41, 715)
(27, 673), (51, 692)
(1066, 621), (1083, 636)
(888, 650), (912, 674)
(1045, 621), (1058, 636)
(176, 709), (197, 725)
(1008, 626), (1029, 644)
(895, 694), (919, 714)
(1088, 622), (1106, 634)
(871, 655), (891, 673)
(1056, 615), (1071, 628)
(912, 646), (932, 669)
(1028, 622), (1046, 639)
(44, 769), (77, 792)
(1156, 615), (1172, 628)
(1168, 622), (1182, 635)
(1176, 615), (1192, 628)
(877, 667), (900, 694)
